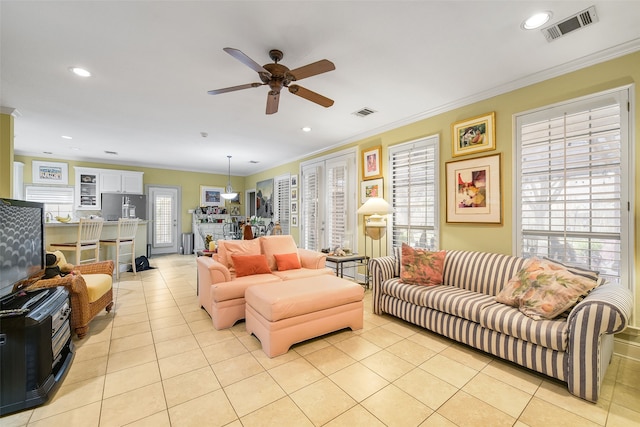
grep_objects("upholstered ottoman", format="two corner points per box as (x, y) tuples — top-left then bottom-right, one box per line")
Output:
(245, 275), (365, 357)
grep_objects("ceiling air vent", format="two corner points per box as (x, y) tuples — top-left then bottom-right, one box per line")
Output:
(541, 6), (598, 42)
(104, 150), (118, 155)
(352, 107), (377, 118)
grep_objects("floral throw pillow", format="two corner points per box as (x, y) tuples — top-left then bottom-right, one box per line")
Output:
(496, 257), (599, 320)
(400, 243), (446, 286)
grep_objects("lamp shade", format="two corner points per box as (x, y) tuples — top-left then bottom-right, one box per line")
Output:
(357, 197), (394, 216)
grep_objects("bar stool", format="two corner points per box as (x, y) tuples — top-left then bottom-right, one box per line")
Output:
(99, 218), (139, 279)
(49, 217), (105, 265)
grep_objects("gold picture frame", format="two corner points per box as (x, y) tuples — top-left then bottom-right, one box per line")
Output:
(446, 153), (502, 224)
(451, 112), (496, 157)
(362, 146), (382, 180)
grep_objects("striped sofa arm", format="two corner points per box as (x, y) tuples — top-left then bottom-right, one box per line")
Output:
(370, 256), (398, 314)
(566, 282), (633, 402)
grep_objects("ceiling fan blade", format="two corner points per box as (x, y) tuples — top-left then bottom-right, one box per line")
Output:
(289, 59), (335, 81)
(288, 85), (334, 108)
(207, 82), (263, 95)
(266, 90), (280, 115)
(223, 47), (271, 76)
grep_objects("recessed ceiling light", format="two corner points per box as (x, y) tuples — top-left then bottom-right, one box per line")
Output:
(69, 67), (92, 77)
(61, 135), (73, 139)
(70, 147), (80, 151)
(522, 11), (552, 30)
(301, 127), (312, 132)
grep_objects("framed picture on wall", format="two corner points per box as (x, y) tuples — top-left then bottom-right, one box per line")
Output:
(362, 146), (382, 180)
(200, 186), (224, 207)
(32, 161), (68, 185)
(446, 153), (502, 224)
(360, 178), (383, 203)
(290, 174), (298, 188)
(451, 112), (496, 157)
(291, 214), (298, 227)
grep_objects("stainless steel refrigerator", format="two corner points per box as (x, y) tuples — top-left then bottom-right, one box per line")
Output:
(101, 193), (147, 221)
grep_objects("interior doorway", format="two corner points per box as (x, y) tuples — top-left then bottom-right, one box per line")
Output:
(246, 189), (256, 219)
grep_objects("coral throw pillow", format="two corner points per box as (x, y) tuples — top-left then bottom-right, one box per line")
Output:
(496, 257), (599, 320)
(231, 254), (272, 277)
(274, 253), (302, 271)
(260, 236), (299, 271)
(400, 243), (446, 286)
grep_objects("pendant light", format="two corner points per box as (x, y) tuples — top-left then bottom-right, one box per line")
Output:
(221, 155), (238, 200)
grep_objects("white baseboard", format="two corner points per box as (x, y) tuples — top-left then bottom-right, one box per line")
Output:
(614, 337), (640, 361)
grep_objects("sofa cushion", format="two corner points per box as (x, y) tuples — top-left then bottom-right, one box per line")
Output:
(274, 252), (301, 271)
(480, 302), (569, 351)
(496, 257), (599, 320)
(232, 254), (272, 277)
(260, 235), (300, 271)
(400, 244), (445, 286)
(380, 278), (441, 308)
(211, 274), (282, 302)
(217, 239), (261, 276)
(271, 267), (334, 281)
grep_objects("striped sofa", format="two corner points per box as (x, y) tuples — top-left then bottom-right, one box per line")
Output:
(370, 250), (633, 402)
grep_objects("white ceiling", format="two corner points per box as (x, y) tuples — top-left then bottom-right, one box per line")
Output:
(2, 1), (639, 176)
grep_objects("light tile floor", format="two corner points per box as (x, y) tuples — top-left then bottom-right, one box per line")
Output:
(2, 254), (639, 426)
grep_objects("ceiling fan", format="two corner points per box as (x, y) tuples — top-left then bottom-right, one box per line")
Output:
(208, 47), (335, 114)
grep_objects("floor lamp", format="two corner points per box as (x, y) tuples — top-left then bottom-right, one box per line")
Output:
(357, 197), (394, 283)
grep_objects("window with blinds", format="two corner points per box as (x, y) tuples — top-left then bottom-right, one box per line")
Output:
(301, 165), (320, 250)
(389, 136), (439, 250)
(274, 174), (290, 235)
(326, 160), (348, 250)
(154, 195), (172, 245)
(25, 185), (75, 218)
(515, 88), (631, 286)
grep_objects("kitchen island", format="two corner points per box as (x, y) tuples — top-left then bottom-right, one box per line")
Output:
(45, 220), (149, 264)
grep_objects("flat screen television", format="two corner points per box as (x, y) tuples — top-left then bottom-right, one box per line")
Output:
(0, 198), (45, 299)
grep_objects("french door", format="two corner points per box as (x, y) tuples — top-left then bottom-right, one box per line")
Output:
(300, 149), (357, 252)
(149, 186), (180, 255)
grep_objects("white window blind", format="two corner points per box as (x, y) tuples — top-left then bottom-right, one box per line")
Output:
(154, 195), (172, 245)
(301, 165), (320, 250)
(25, 185), (74, 204)
(389, 136), (439, 249)
(326, 160), (347, 250)
(516, 89), (631, 286)
(274, 174), (290, 235)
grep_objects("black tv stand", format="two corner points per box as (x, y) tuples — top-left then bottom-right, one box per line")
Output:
(0, 286), (75, 415)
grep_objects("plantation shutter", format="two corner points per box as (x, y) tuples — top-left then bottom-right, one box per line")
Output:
(326, 159), (348, 250)
(301, 164), (320, 250)
(389, 136), (439, 249)
(273, 174), (290, 235)
(516, 89), (630, 286)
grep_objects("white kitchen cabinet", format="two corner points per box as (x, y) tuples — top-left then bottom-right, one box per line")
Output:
(100, 170), (144, 194)
(74, 167), (100, 210)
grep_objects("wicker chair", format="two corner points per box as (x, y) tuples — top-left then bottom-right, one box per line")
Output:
(22, 260), (115, 338)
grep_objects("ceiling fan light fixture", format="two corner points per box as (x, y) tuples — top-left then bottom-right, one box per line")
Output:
(220, 155), (238, 200)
